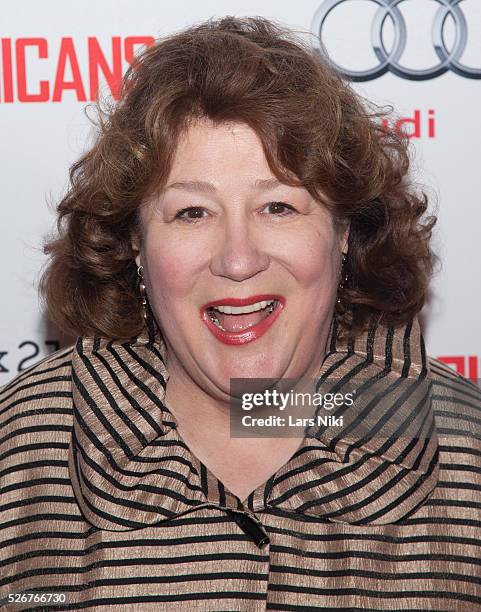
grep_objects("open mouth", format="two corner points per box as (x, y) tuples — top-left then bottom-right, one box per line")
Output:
(206, 299), (278, 332)
(201, 296), (285, 345)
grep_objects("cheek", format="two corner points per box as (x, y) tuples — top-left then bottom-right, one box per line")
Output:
(281, 226), (339, 287)
(142, 231), (205, 301)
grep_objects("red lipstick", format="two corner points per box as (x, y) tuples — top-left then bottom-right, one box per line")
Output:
(200, 295), (285, 346)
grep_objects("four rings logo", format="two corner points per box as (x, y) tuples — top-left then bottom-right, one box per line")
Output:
(311, 0), (481, 81)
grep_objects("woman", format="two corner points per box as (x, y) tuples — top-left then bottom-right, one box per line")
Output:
(1, 15), (480, 611)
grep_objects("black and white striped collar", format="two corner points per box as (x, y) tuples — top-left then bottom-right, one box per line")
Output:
(68, 315), (439, 531)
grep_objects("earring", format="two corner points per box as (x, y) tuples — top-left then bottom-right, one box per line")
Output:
(337, 252), (349, 305)
(137, 264), (158, 344)
(137, 265), (149, 321)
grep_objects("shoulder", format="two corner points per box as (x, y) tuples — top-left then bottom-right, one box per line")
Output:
(1, 344), (74, 409)
(428, 355), (481, 410)
(428, 355), (481, 456)
(0, 345), (75, 463)
(0, 346), (78, 534)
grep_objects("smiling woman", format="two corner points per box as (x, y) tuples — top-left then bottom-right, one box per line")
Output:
(1, 15), (481, 612)
(135, 120), (346, 394)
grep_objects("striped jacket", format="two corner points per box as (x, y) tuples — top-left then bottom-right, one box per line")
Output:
(1, 316), (481, 611)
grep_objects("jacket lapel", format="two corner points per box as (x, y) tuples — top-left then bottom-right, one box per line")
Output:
(69, 315), (438, 530)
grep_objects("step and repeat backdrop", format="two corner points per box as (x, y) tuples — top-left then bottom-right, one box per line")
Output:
(1, 0), (480, 384)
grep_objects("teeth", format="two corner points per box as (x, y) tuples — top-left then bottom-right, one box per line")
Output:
(208, 310), (224, 329)
(213, 300), (275, 315)
(207, 300), (278, 331)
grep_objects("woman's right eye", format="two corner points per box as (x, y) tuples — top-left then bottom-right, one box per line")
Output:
(174, 207), (208, 222)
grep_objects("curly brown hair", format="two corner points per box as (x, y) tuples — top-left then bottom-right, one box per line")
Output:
(39, 15), (437, 340)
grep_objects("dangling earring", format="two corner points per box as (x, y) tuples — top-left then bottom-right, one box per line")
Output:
(337, 252), (349, 306)
(137, 264), (157, 344)
(137, 265), (149, 321)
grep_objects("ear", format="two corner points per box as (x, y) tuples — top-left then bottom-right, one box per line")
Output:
(339, 220), (350, 255)
(130, 231), (142, 268)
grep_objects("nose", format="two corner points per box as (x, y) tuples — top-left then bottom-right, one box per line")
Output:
(209, 215), (270, 282)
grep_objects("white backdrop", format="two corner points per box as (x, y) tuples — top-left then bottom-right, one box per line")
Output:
(1, 0), (480, 384)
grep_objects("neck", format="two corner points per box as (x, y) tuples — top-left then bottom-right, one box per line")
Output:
(164, 358), (233, 437)
(162, 328), (331, 443)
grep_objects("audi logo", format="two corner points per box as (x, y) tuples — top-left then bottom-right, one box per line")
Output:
(311, 0), (481, 81)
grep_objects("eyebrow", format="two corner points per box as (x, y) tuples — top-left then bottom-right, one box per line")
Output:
(163, 178), (283, 194)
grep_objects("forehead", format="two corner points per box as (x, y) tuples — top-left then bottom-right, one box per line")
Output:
(163, 119), (301, 193)
(170, 120), (266, 167)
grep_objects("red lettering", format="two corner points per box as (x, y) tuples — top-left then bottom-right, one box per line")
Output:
(16, 38), (49, 102)
(428, 109), (436, 138)
(468, 356), (478, 381)
(437, 355), (480, 381)
(88, 36), (122, 100)
(395, 109), (421, 138)
(379, 109), (436, 139)
(1, 36), (154, 104)
(437, 356), (465, 377)
(124, 36), (155, 65)
(1, 38), (14, 102)
(52, 37), (86, 102)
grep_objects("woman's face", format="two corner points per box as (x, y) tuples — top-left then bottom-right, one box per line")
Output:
(136, 119), (348, 399)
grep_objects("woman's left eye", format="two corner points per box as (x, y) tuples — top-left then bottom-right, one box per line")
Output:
(262, 201), (297, 216)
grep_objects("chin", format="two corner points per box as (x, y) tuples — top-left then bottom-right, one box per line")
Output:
(210, 352), (286, 387)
